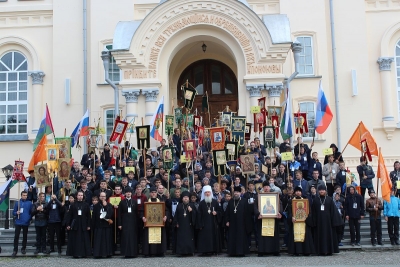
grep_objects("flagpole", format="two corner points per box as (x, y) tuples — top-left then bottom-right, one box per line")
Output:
(376, 147), (380, 200)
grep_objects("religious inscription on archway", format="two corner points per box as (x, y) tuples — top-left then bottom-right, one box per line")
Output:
(123, 13), (283, 80)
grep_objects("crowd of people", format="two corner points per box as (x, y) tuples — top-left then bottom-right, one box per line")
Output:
(10, 133), (400, 258)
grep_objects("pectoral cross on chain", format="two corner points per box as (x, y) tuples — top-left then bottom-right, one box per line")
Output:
(234, 208), (237, 213)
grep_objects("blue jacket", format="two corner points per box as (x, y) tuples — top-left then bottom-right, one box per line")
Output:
(383, 196), (400, 217)
(344, 193), (365, 219)
(297, 149), (311, 172)
(13, 199), (32, 226)
(46, 198), (63, 223)
(293, 178), (308, 197)
(308, 159), (322, 180)
(357, 164), (375, 188)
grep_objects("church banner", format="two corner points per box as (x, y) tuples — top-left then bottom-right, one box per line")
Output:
(230, 116), (246, 146)
(136, 125), (151, 149)
(165, 115), (174, 136)
(209, 127), (225, 151)
(45, 144), (59, 173)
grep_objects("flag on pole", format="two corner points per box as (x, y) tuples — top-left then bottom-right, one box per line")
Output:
(28, 137), (47, 172)
(377, 148), (392, 203)
(0, 178), (18, 212)
(150, 96), (164, 142)
(32, 104), (55, 151)
(347, 121), (378, 157)
(315, 80), (333, 134)
(280, 88), (293, 140)
(70, 109), (90, 147)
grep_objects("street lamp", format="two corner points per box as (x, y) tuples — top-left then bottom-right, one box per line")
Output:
(2, 164), (13, 229)
(101, 50), (119, 125)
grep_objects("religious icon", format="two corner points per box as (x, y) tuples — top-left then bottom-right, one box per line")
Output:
(35, 164), (50, 187)
(226, 143), (236, 156)
(139, 128), (147, 139)
(194, 116), (200, 127)
(292, 199), (309, 222)
(55, 138), (71, 159)
(144, 202), (165, 227)
(186, 142), (194, 151)
(184, 90), (193, 100)
(240, 154), (255, 174)
(213, 132), (222, 142)
(263, 126), (276, 149)
(163, 149), (173, 162)
(245, 125), (250, 134)
(58, 159), (70, 181)
(90, 135), (98, 148)
(48, 149), (57, 161)
(222, 112), (231, 126)
(215, 150), (227, 165)
(258, 193), (280, 218)
(267, 106), (282, 119)
(259, 99), (265, 108)
(233, 119), (243, 130)
(256, 113), (264, 124)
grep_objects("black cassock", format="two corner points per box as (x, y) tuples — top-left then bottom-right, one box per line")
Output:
(92, 202), (114, 257)
(225, 197), (252, 256)
(142, 200), (170, 256)
(196, 199), (222, 254)
(118, 198), (139, 257)
(254, 198), (280, 255)
(311, 195), (342, 255)
(173, 202), (196, 255)
(65, 200), (91, 257)
(287, 197), (315, 255)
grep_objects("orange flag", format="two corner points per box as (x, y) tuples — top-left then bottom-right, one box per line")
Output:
(377, 148), (392, 203)
(28, 136), (47, 172)
(347, 121), (378, 156)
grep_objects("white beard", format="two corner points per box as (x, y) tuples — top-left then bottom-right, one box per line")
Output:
(204, 195), (212, 203)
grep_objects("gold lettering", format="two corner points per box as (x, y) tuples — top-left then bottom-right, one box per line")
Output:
(247, 65), (282, 75)
(155, 35), (167, 48)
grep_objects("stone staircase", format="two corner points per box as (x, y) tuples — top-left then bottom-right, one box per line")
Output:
(1, 214), (399, 257)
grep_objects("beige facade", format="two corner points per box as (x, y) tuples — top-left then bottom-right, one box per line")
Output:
(1, 0), (400, 198)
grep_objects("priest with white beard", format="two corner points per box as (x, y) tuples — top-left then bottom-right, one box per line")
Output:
(196, 185), (222, 256)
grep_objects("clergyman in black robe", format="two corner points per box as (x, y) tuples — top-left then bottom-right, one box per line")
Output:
(287, 186), (315, 256)
(118, 187), (139, 258)
(254, 183), (282, 256)
(92, 192), (114, 258)
(142, 187), (169, 257)
(311, 184), (342, 255)
(196, 185), (222, 255)
(172, 191), (196, 255)
(225, 186), (252, 256)
(65, 191), (91, 258)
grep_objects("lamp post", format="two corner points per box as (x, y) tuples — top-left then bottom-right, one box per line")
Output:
(202, 42), (207, 53)
(285, 41), (303, 148)
(2, 164), (14, 229)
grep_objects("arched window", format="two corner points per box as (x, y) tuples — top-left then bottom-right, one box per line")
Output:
(0, 51), (28, 135)
(396, 40), (400, 122)
(299, 101), (315, 138)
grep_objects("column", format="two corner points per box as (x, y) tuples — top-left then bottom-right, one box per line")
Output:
(28, 71), (45, 133)
(246, 84), (263, 132)
(142, 88), (160, 124)
(265, 83), (284, 106)
(377, 57), (395, 139)
(122, 89), (141, 124)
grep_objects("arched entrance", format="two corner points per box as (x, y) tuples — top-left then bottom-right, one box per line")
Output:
(177, 59), (238, 126)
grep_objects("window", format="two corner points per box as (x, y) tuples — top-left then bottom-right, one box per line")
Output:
(105, 45), (120, 83)
(396, 40), (400, 122)
(296, 36), (314, 76)
(299, 102), (315, 138)
(0, 51), (28, 135)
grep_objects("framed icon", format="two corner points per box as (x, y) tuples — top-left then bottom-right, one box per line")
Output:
(292, 198), (309, 222)
(35, 164), (50, 187)
(144, 202), (166, 227)
(240, 154), (255, 175)
(258, 192), (280, 218)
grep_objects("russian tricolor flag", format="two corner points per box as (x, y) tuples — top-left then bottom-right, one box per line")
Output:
(70, 109), (90, 147)
(150, 96), (164, 142)
(315, 80), (333, 134)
